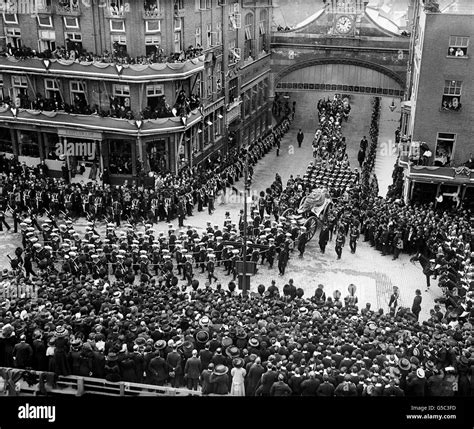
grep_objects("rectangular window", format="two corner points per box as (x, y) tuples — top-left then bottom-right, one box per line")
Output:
(12, 75), (28, 105)
(5, 27), (21, 49)
(110, 20), (125, 32)
(146, 84), (164, 109)
(229, 77), (238, 101)
(2, 13), (18, 25)
(70, 80), (86, 105)
(44, 78), (63, 102)
(58, 0), (80, 12)
(174, 31), (182, 53)
(113, 84), (130, 109)
(12, 75), (27, 88)
(145, 20), (160, 33)
(113, 84), (130, 96)
(108, 0), (124, 15)
(195, 26), (202, 47)
(207, 74), (213, 98)
(37, 15), (53, 27)
(442, 80), (462, 111)
(217, 22), (222, 44)
(63, 17), (79, 29)
(65, 32), (82, 42)
(174, 17), (181, 31)
(448, 36), (468, 56)
(144, 0), (161, 13)
(146, 84), (164, 97)
(215, 62), (222, 93)
(38, 30), (56, 52)
(111, 34), (127, 55)
(434, 133), (456, 166)
(65, 31), (83, 51)
(199, 0), (206, 8)
(145, 34), (162, 54)
(206, 23), (212, 48)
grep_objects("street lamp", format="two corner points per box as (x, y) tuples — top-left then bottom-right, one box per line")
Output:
(241, 149), (251, 296)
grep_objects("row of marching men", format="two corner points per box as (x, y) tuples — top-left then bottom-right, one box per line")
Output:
(13, 211), (311, 285)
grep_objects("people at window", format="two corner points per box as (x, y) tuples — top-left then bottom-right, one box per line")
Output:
(441, 97), (462, 111)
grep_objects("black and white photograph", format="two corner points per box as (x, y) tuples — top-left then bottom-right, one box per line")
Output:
(0, 0), (472, 427)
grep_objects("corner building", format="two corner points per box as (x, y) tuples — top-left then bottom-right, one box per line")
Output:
(0, 0), (272, 184)
(400, 0), (474, 206)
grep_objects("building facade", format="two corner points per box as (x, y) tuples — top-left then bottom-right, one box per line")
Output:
(0, 0), (272, 183)
(400, 0), (474, 206)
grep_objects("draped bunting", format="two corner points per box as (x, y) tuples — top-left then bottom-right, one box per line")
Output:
(2, 56), (205, 73)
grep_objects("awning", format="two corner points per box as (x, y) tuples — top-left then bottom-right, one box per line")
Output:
(407, 165), (474, 185)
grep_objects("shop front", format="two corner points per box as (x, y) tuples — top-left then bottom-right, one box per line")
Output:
(404, 165), (474, 208)
(57, 129), (103, 183)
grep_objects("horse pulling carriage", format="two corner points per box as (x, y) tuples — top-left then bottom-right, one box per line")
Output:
(280, 188), (333, 241)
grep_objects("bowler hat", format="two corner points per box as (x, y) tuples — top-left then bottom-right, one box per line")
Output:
(248, 337), (259, 348)
(154, 340), (167, 350)
(398, 358), (410, 371)
(196, 330), (209, 344)
(213, 364), (228, 375)
(226, 346), (240, 358)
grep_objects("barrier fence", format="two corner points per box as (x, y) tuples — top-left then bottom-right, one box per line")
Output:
(0, 367), (202, 397)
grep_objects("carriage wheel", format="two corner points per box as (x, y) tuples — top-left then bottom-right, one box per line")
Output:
(282, 207), (296, 218)
(305, 216), (318, 240)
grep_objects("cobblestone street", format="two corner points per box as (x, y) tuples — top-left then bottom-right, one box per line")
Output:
(0, 93), (438, 321)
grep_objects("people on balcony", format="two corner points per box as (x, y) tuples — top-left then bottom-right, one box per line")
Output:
(1, 42), (204, 66)
(144, 0), (160, 15)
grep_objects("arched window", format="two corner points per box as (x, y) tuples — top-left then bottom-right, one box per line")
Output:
(259, 9), (268, 53)
(244, 12), (254, 60)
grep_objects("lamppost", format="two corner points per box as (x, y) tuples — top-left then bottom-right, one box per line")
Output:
(241, 148), (250, 296)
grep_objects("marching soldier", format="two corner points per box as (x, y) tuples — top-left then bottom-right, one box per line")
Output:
(266, 238), (276, 269)
(112, 198), (122, 227)
(335, 227), (346, 260)
(228, 249), (239, 281)
(278, 244), (289, 276)
(297, 226), (309, 258)
(183, 254), (194, 285)
(206, 253), (218, 284)
(349, 224), (360, 254)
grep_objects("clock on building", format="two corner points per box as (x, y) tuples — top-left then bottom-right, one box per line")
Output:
(335, 15), (353, 34)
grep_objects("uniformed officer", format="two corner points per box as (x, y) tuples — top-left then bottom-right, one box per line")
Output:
(206, 253), (218, 284)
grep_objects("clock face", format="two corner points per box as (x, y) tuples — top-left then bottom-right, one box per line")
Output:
(335, 15), (353, 34)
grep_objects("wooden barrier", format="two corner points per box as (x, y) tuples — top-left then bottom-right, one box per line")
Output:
(0, 368), (202, 397)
